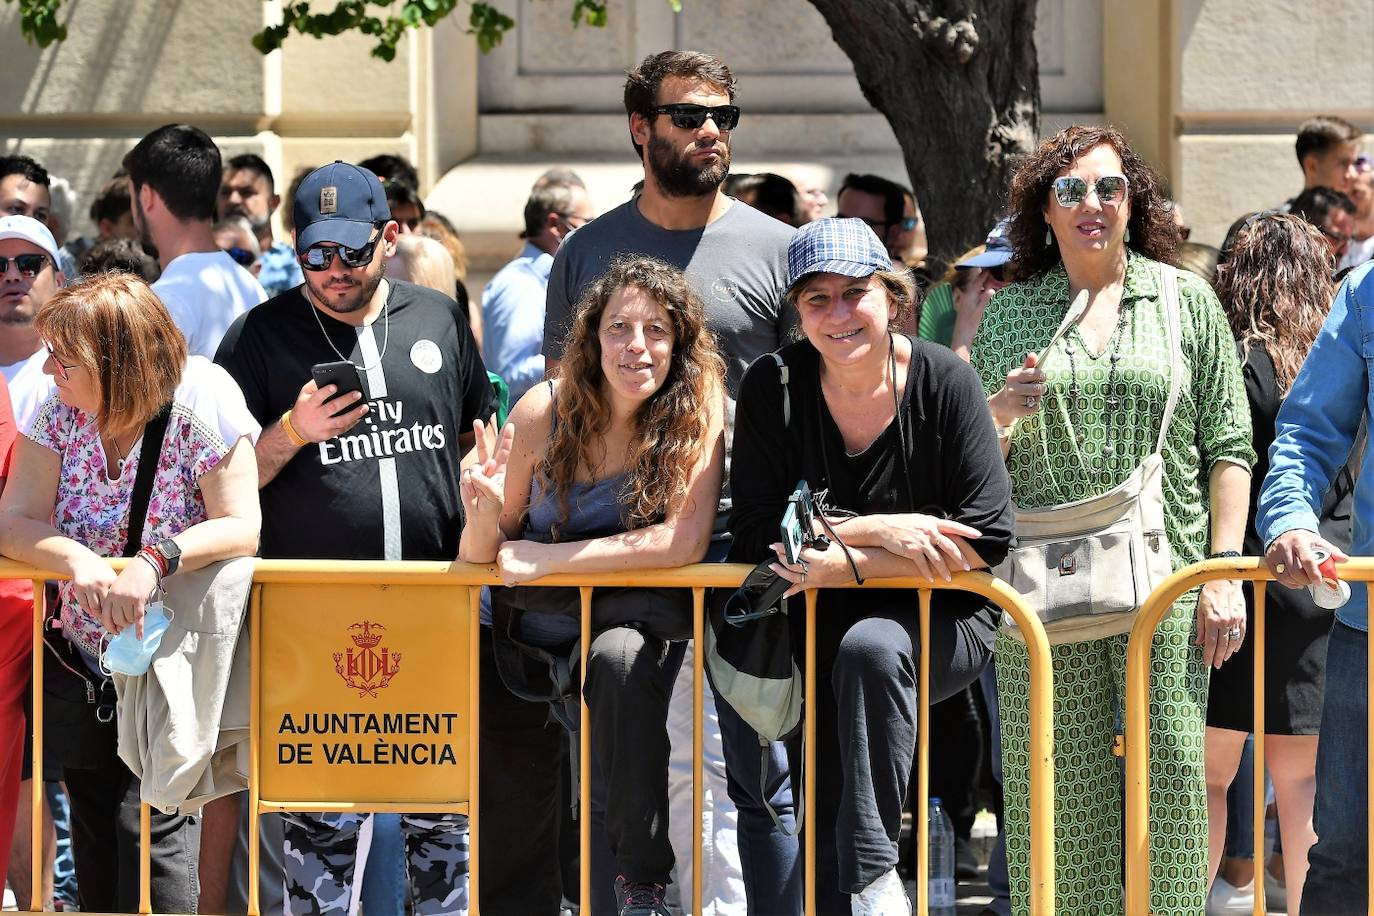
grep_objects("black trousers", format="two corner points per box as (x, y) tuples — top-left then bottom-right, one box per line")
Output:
(44, 636), (200, 913)
(478, 624), (684, 916)
(803, 596), (995, 916)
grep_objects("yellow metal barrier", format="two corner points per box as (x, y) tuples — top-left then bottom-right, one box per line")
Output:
(1125, 557), (1374, 916)
(3, 559), (1055, 915)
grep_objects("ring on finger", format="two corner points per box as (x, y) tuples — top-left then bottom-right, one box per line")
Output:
(1227, 626), (1242, 641)
(1275, 563), (1287, 574)
(1025, 395), (1039, 409)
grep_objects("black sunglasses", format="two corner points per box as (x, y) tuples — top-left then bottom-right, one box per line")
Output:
(300, 230), (382, 272)
(0, 253), (49, 278)
(649, 103), (741, 131)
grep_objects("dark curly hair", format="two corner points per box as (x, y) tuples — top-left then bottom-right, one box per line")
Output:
(1006, 125), (1180, 277)
(1214, 213), (1335, 393)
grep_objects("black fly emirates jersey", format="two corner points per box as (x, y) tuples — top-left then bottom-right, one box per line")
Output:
(216, 280), (497, 561)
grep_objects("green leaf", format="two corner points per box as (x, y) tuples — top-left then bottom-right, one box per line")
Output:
(468, 2), (514, 52)
(5, 0), (69, 48)
(570, 0), (608, 28)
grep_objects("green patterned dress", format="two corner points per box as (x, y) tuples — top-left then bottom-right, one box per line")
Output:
(970, 254), (1254, 915)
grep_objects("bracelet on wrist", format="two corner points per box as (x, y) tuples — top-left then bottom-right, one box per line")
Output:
(1207, 550), (1242, 559)
(280, 410), (309, 447)
(135, 549), (166, 582)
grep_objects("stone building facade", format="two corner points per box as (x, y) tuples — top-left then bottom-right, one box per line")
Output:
(1, 0), (1369, 275)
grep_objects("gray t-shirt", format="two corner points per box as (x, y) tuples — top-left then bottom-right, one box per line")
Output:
(543, 197), (796, 395)
(542, 196), (796, 532)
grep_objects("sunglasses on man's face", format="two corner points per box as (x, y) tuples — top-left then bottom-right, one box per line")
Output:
(0, 253), (49, 279)
(649, 103), (741, 132)
(1052, 175), (1129, 208)
(300, 233), (382, 272)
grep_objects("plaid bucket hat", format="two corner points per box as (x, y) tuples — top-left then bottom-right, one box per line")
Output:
(785, 217), (893, 288)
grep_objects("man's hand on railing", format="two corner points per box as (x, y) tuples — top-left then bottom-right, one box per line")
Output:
(1266, 529), (1349, 590)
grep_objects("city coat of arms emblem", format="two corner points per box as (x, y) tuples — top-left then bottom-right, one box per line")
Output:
(333, 620), (402, 697)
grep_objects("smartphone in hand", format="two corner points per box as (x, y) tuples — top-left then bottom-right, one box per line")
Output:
(311, 361), (368, 416)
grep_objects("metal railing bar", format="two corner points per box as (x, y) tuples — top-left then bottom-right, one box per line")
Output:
(804, 589), (818, 916)
(12, 561), (1053, 916)
(692, 587), (705, 916)
(1253, 584), (1266, 916)
(579, 586), (593, 916)
(1125, 556), (1374, 914)
(28, 579), (42, 914)
(468, 584), (482, 916)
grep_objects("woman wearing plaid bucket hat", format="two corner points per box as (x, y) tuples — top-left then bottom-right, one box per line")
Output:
(728, 217), (1014, 914)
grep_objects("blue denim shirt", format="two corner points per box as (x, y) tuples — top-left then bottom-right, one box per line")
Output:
(482, 242), (552, 405)
(1258, 261), (1374, 631)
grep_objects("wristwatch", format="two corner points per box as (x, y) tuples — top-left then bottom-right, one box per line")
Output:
(152, 538), (182, 577)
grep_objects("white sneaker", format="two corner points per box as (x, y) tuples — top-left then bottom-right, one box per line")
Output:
(1206, 874), (1256, 914)
(851, 868), (913, 916)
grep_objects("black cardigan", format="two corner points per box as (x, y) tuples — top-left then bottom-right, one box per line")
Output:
(728, 335), (1014, 623)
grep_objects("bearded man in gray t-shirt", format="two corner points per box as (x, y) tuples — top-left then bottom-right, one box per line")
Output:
(520, 50), (800, 916)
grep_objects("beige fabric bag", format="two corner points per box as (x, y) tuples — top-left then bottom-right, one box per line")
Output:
(998, 266), (1182, 646)
(115, 556), (255, 815)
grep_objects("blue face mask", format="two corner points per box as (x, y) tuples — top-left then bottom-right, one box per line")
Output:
(101, 602), (173, 677)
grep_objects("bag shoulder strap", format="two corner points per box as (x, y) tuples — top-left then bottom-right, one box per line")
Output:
(771, 352), (791, 429)
(1036, 288), (1091, 368)
(1154, 264), (1184, 456)
(123, 403), (174, 558)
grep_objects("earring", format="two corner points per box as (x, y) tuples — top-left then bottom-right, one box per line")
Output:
(1125, 226), (1132, 243)
(1045, 227), (1053, 246)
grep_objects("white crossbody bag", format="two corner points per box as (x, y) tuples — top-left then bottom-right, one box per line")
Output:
(997, 265), (1182, 646)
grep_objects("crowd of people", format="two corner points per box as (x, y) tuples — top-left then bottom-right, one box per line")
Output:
(0, 45), (1368, 916)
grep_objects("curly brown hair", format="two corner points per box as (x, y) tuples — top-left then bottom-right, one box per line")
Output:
(544, 256), (725, 533)
(1007, 125), (1180, 277)
(1213, 212), (1335, 393)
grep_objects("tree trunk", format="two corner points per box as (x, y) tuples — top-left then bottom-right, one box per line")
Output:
(804, 0), (1040, 269)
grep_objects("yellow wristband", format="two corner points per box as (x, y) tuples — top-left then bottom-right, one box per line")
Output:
(280, 410), (309, 447)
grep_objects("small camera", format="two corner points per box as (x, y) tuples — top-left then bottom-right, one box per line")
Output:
(780, 480), (825, 565)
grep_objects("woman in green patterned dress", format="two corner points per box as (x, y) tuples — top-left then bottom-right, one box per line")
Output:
(970, 125), (1255, 914)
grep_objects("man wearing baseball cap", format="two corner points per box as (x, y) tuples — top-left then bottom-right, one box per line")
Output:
(216, 160), (496, 914)
(0, 214), (63, 430)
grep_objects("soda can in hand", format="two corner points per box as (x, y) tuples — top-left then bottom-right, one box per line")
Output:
(1308, 546), (1351, 610)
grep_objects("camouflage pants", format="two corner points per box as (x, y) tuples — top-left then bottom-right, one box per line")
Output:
(283, 812), (469, 915)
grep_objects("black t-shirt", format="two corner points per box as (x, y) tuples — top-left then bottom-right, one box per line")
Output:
(215, 281), (497, 561)
(729, 335), (1015, 627)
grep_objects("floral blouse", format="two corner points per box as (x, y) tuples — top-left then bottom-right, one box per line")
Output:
(26, 356), (259, 657)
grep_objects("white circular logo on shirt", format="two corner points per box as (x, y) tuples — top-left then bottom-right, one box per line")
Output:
(410, 339), (443, 374)
(711, 277), (741, 302)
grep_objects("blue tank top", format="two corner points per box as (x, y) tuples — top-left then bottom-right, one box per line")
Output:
(480, 472), (632, 646)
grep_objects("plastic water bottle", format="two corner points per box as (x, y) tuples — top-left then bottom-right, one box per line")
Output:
(928, 796), (957, 915)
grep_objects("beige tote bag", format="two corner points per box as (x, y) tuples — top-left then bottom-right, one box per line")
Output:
(997, 266), (1182, 646)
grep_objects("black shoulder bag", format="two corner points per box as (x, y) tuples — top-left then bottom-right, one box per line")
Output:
(43, 404), (173, 768)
